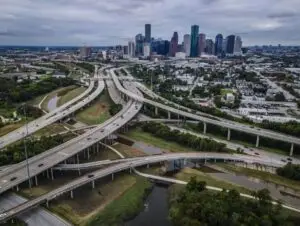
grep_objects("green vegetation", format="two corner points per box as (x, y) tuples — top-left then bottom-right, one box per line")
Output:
(169, 177), (299, 226)
(127, 127), (203, 153)
(0, 134), (73, 166)
(33, 123), (67, 137)
(175, 168), (251, 194)
(86, 177), (151, 226)
(75, 62), (94, 74)
(76, 90), (113, 125)
(57, 86), (86, 106)
(141, 122), (227, 152)
(277, 163), (300, 181)
(220, 164), (300, 192)
(16, 104), (43, 119)
(0, 77), (75, 104)
(109, 104), (122, 116)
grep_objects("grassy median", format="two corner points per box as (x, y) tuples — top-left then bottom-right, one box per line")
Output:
(75, 90), (113, 125)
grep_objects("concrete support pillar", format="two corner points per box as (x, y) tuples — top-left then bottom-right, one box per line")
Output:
(227, 128), (231, 141)
(147, 164), (150, 168)
(92, 180), (95, 189)
(78, 169), (81, 176)
(83, 149), (86, 159)
(290, 143), (294, 156)
(46, 201), (49, 208)
(77, 154), (80, 164)
(168, 111), (171, 119)
(155, 107), (158, 116)
(214, 159), (217, 163)
(256, 135), (260, 148)
(129, 168), (132, 174)
(46, 169), (49, 179)
(35, 175), (38, 186)
(97, 143), (99, 153)
(143, 105), (147, 111)
(50, 168), (54, 180)
(183, 159), (187, 166)
(111, 173), (114, 181)
(204, 158), (207, 164)
(64, 160), (67, 164)
(70, 190), (74, 199)
(87, 148), (90, 160)
(203, 122), (207, 134)
(16, 185), (19, 192)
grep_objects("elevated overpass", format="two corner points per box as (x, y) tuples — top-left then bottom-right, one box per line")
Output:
(110, 69), (300, 155)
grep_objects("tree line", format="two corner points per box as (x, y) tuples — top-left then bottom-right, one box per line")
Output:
(141, 122), (227, 152)
(109, 104), (122, 116)
(0, 135), (69, 166)
(276, 163), (300, 181)
(169, 177), (298, 226)
(0, 77), (75, 104)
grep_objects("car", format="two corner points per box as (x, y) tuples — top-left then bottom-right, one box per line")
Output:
(10, 177), (17, 181)
(88, 174), (94, 178)
(281, 159), (287, 163)
(100, 129), (104, 132)
(38, 163), (44, 167)
(287, 158), (293, 161)
(87, 137), (91, 140)
(254, 152), (260, 155)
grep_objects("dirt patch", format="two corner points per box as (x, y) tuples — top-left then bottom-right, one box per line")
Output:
(88, 104), (108, 117)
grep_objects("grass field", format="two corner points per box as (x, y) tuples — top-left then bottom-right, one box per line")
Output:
(219, 164), (300, 192)
(112, 143), (147, 157)
(75, 90), (113, 125)
(33, 123), (67, 137)
(221, 88), (234, 95)
(126, 127), (196, 153)
(57, 86), (86, 107)
(86, 176), (151, 226)
(0, 122), (25, 137)
(41, 86), (77, 111)
(174, 167), (252, 194)
(49, 175), (150, 226)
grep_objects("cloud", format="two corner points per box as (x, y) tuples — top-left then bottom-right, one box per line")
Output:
(0, 0), (299, 45)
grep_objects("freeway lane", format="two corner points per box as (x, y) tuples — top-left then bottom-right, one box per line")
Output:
(110, 69), (300, 147)
(0, 74), (143, 194)
(0, 79), (105, 178)
(0, 193), (71, 226)
(0, 152), (286, 223)
(0, 80), (96, 149)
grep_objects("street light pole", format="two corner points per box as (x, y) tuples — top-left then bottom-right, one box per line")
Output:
(23, 105), (32, 190)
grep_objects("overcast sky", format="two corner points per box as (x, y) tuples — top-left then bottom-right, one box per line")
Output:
(1, 0), (300, 46)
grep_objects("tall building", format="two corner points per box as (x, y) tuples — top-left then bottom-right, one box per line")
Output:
(183, 34), (191, 57)
(190, 25), (199, 57)
(128, 41), (135, 57)
(198, 33), (206, 56)
(145, 24), (151, 43)
(143, 43), (150, 57)
(135, 33), (144, 56)
(215, 34), (223, 56)
(226, 35), (235, 54)
(205, 39), (214, 55)
(234, 36), (242, 55)
(169, 31), (178, 57)
(80, 46), (91, 58)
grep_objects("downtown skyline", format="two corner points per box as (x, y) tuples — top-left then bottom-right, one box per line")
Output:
(1, 0), (300, 46)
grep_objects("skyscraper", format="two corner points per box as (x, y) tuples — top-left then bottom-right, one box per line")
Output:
(215, 34), (223, 56)
(183, 34), (191, 57)
(145, 24), (151, 43)
(234, 36), (242, 55)
(169, 31), (178, 57)
(226, 35), (235, 54)
(135, 33), (144, 56)
(198, 33), (206, 56)
(128, 41), (135, 57)
(190, 25), (199, 57)
(143, 43), (150, 57)
(205, 39), (214, 55)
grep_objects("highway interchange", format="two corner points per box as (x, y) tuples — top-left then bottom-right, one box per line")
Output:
(0, 65), (300, 223)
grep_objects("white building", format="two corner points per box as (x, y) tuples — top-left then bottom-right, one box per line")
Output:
(143, 43), (150, 57)
(234, 36), (242, 55)
(128, 41), (135, 57)
(183, 34), (191, 57)
(226, 93), (235, 102)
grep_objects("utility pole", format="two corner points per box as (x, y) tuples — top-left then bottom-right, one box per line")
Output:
(23, 104), (32, 190)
